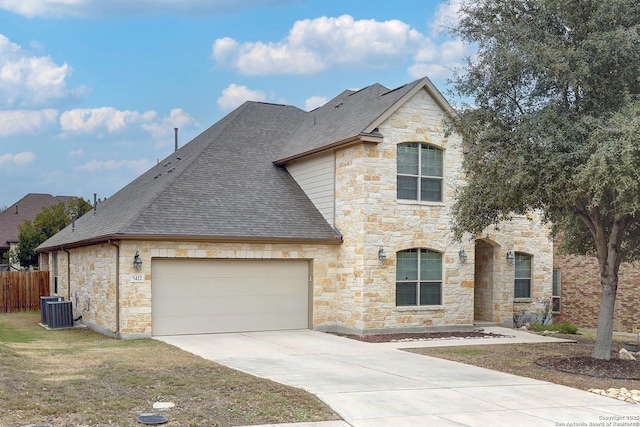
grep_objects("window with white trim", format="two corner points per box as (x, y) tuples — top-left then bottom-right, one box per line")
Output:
(552, 269), (561, 312)
(396, 248), (442, 306)
(514, 252), (532, 299)
(397, 143), (443, 202)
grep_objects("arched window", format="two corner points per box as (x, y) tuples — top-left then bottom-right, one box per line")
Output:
(514, 252), (532, 299)
(397, 143), (443, 202)
(396, 248), (442, 306)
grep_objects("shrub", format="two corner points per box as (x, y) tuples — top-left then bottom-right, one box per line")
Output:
(528, 322), (579, 334)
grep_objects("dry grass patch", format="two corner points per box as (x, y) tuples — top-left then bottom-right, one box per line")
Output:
(0, 312), (339, 427)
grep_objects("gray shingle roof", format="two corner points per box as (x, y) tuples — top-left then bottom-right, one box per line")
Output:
(274, 79), (423, 163)
(38, 76), (447, 251)
(38, 102), (340, 250)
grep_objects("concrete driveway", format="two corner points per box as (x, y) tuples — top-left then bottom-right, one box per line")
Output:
(157, 329), (640, 426)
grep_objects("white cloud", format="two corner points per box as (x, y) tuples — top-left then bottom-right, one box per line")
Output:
(409, 37), (469, 80)
(0, 0), (297, 18)
(60, 106), (199, 140)
(59, 107), (156, 134)
(408, 63), (452, 80)
(0, 34), (82, 107)
(212, 14), (427, 76)
(76, 158), (153, 172)
(69, 149), (84, 156)
(0, 152), (36, 165)
(430, 0), (466, 36)
(13, 152), (36, 164)
(304, 96), (327, 111)
(217, 83), (266, 110)
(413, 42), (438, 63)
(440, 39), (466, 61)
(141, 108), (199, 139)
(0, 109), (58, 136)
(212, 37), (240, 65)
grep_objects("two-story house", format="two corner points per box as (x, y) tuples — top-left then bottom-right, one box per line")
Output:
(36, 77), (553, 338)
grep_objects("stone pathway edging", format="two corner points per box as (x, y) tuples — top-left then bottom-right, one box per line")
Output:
(589, 388), (640, 404)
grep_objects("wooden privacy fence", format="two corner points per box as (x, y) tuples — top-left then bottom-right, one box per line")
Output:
(0, 271), (50, 313)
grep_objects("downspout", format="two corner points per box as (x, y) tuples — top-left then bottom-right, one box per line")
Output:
(62, 247), (71, 300)
(108, 240), (120, 338)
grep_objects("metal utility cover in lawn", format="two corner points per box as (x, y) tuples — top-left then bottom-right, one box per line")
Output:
(151, 259), (310, 335)
(137, 414), (168, 425)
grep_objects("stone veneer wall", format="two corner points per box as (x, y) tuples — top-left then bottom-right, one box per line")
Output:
(474, 240), (494, 321)
(330, 87), (553, 333)
(49, 241), (338, 338)
(553, 244), (640, 333)
(332, 87), (476, 333)
(47, 243), (118, 335)
(478, 216), (554, 324)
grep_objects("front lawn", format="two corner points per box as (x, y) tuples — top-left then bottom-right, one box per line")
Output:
(409, 333), (640, 394)
(0, 312), (339, 426)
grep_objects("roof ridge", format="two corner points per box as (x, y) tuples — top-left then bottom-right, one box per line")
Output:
(380, 83), (409, 97)
(361, 76), (452, 134)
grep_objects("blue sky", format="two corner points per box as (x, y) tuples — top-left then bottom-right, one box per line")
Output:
(0, 0), (469, 207)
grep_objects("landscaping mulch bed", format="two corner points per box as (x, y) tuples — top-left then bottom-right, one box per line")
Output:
(330, 330), (509, 342)
(536, 355), (640, 380)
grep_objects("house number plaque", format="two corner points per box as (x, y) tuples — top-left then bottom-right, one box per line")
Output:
(130, 274), (144, 282)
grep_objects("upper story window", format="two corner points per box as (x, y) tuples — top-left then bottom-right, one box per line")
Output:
(397, 143), (443, 202)
(514, 252), (532, 299)
(396, 248), (442, 306)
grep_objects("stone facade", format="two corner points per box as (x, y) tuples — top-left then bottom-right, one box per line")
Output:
(553, 242), (640, 333)
(43, 85), (554, 338)
(331, 87), (474, 332)
(329, 88), (553, 333)
(474, 216), (554, 325)
(47, 243), (118, 335)
(47, 241), (339, 338)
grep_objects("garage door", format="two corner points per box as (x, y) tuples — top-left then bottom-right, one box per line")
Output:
(151, 259), (310, 336)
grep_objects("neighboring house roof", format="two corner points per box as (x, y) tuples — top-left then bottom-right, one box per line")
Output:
(0, 193), (72, 250)
(37, 76), (451, 252)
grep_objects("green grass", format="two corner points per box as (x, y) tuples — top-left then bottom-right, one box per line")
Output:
(443, 348), (484, 356)
(0, 311), (46, 343)
(0, 312), (339, 427)
(528, 322), (579, 334)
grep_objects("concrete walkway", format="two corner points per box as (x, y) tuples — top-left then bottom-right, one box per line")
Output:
(157, 328), (640, 427)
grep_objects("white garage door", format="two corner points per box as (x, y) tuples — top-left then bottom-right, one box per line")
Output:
(151, 259), (310, 336)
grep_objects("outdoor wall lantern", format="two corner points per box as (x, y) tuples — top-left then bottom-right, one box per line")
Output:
(378, 246), (387, 265)
(459, 248), (467, 264)
(133, 251), (143, 271)
(506, 250), (515, 265)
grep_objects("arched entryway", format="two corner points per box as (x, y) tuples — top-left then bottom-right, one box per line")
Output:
(473, 238), (513, 325)
(474, 239), (496, 322)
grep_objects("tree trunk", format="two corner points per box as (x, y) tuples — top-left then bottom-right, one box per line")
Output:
(584, 209), (629, 360)
(592, 269), (618, 360)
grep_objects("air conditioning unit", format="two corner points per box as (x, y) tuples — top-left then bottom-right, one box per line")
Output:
(40, 296), (63, 325)
(46, 300), (73, 329)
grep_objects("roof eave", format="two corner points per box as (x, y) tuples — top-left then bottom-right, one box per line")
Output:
(274, 133), (383, 165)
(36, 233), (343, 253)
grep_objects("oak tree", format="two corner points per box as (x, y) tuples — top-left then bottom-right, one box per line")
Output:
(448, 0), (640, 359)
